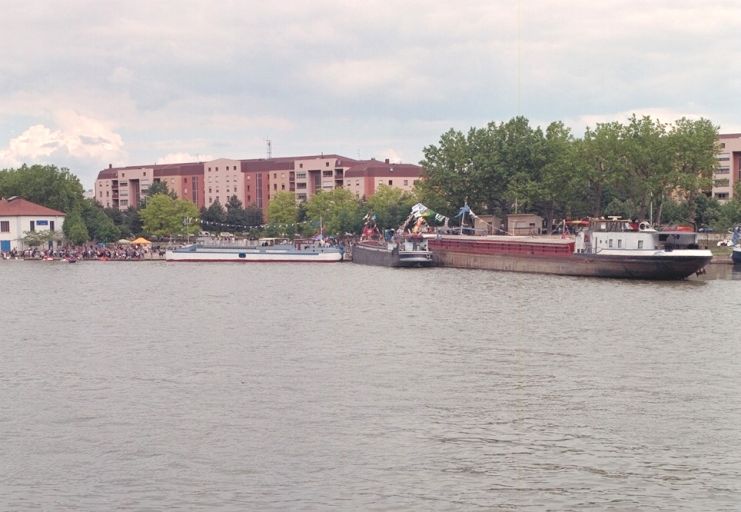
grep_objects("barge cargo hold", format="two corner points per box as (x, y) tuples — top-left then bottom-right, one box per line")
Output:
(429, 219), (713, 280)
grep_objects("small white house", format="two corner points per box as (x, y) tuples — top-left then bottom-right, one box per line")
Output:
(0, 196), (66, 253)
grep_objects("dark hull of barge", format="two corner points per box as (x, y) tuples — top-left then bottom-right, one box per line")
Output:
(352, 242), (434, 268)
(429, 237), (712, 280)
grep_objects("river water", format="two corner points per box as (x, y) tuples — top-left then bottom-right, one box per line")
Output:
(1, 261), (740, 511)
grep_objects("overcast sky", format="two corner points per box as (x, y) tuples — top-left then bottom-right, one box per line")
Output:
(2, 0), (740, 188)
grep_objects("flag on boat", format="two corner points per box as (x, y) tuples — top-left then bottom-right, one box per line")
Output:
(410, 203), (448, 224)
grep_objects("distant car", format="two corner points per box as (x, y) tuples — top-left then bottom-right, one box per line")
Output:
(698, 226), (714, 232)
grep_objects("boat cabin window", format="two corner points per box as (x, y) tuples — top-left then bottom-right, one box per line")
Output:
(609, 239), (613, 248)
(638, 240), (643, 249)
(617, 239), (622, 248)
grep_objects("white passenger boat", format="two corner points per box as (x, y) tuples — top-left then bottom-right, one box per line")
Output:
(165, 238), (344, 263)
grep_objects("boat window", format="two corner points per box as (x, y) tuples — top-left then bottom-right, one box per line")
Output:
(609, 239), (613, 248)
(617, 239), (622, 248)
(638, 240), (643, 249)
(239, 253), (246, 258)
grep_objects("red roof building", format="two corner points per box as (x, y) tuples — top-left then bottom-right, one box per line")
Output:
(0, 197), (66, 253)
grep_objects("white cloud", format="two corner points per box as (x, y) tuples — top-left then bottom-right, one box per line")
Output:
(0, 111), (125, 171)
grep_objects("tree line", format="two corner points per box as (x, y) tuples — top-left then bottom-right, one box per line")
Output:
(418, 115), (737, 231)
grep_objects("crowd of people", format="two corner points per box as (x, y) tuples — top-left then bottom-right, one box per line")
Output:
(1, 243), (167, 261)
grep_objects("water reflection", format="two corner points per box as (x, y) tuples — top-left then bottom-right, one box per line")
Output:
(698, 263), (741, 280)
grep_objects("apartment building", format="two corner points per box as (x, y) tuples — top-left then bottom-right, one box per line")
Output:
(95, 154), (425, 219)
(715, 133), (741, 201)
(344, 159), (422, 199)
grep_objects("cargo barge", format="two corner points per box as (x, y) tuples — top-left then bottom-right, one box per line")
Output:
(429, 219), (712, 279)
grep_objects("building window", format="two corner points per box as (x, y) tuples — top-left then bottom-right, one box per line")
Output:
(0, 221), (9, 232)
(323, 170), (333, 177)
(326, 162), (329, 167)
(273, 173), (277, 179)
(609, 239), (613, 248)
(638, 240), (643, 249)
(281, 184), (285, 190)
(617, 239), (622, 248)
(233, 166), (236, 170)
(273, 184), (277, 190)
(403, 180), (408, 186)
(388, 180), (393, 185)
(299, 163), (303, 168)
(296, 182), (306, 189)
(296, 172), (306, 179)
(143, 171), (147, 176)
(29, 221), (35, 232)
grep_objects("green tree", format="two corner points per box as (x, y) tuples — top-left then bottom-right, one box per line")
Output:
(580, 121), (625, 216)
(81, 199), (120, 242)
(617, 115), (671, 221)
(0, 164), (85, 213)
(421, 128), (472, 213)
(665, 118), (719, 223)
(139, 194), (200, 238)
(366, 184), (416, 229)
(244, 203), (264, 228)
(517, 121), (583, 231)
(202, 198), (226, 229)
(224, 195), (252, 230)
(144, 181), (177, 200)
(63, 208), (90, 245)
(306, 188), (363, 236)
(267, 191), (298, 236)
(268, 191), (298, 224)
